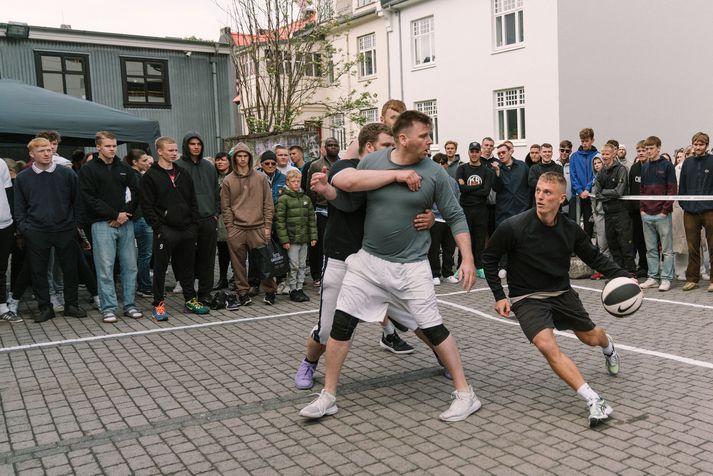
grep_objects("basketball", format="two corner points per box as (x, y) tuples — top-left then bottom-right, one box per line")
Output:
(601, 277), (643, 318)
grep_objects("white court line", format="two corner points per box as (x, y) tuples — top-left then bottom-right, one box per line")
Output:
(437, 299), (713, 370)
(0, 309), (318, 353)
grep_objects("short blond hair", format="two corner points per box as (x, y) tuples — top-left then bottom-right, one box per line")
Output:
(155, 136), (177, 150)
(286, 169), (302, 181)
(95, 130), (117, 145)
(27, 137), (51, 151)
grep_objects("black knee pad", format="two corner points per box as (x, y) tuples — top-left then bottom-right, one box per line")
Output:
(330, 310), (360, 341)
(421, 324), (450, 347)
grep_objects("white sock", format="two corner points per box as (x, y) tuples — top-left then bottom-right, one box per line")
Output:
(382, 321), (395, 337)
(602, 336), (614, 356)
(0, 303), (8, 314)
(577, 383), (599, 402)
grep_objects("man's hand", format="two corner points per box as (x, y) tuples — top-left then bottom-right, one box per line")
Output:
(283, 243), (290, 250)
(310, 166), (330, 195)
(81, 239), (91, 251)
(458, 259), (476, 291)
(580, 190), (589, 199)
(310, 240), (317, 247)
(264, 228), (271, 240)
(491, 161), (500, 176)
(116, 212), (131, 225)
(457, 178), (465, 185)
(413, 209), (435, 231)
(108, 219), (120, 228)
(494, 298), (511, 317)
(395, 170), (422, 191)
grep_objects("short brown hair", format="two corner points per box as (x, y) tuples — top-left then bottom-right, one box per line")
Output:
(602, 143), (617, 153)
(392, 111), (432, 138)
(606, 139), (619, 149)
(155, 136), (177, 150)
(432, 153), (448, 164)
(95, 131), (117, 145)
(380, 99), (406, 117)
(288, 145), (303, 153)
(579, 128), (594, 141)
(692, 132), (710, 145)
(358, 123), (392, 155)
(530, 144), (541, 150)
(644, 136), (661, 148)
(27, 137), (51, 151)
(482, 137), (494, 144)
(538, 171), (567, 190)
(36, 130), (61, 143)
(541, 143), (553, 150)
(559, 140), (572, 150)
(497, 142), (512, 150)
(444, 140), (458, 148)
(285, 169), (302, 181)
(636, 140), (646, 149)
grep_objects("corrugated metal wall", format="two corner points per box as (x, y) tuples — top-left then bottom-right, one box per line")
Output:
(0, 38), (237, 156)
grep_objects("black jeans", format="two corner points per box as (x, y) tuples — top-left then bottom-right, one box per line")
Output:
(428, 221), (456, 278)
(194, 218), (218, 300)
(463, 204), (488, 268)
(308, 212), (328, 281)
(630, 208), (648, 272)
(24, 229), (78, 309)
(604, 208), (636, 272)
(217, 241), (230, 281)
(0, 226), (13, 304)
(152, 226), (197, 305)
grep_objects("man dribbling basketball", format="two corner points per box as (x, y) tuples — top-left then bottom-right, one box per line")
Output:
(482, 172), (633, 427)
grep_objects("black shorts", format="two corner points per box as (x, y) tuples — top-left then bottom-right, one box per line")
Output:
(510, 289), (595, 342)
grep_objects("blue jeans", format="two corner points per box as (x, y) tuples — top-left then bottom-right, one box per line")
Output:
(92, 221), (138, 313)
(642, 213), (674, 281)
(133, 217), (153, 291)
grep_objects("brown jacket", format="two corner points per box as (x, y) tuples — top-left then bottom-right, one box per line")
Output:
(221, 143), (273, 232)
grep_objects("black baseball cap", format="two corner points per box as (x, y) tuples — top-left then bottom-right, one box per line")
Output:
(469, 141), (481, 151)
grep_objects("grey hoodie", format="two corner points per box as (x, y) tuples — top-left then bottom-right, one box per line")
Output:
(176, 131), (219, 219)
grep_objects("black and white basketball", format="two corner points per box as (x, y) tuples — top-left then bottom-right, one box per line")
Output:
(601, 277), (643, 318)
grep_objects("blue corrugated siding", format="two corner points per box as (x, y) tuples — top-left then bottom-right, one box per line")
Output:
(0, 38), (236, 156)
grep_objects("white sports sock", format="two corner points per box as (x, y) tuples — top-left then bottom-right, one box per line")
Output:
(382, 321), (395, 337)
(577, 383), (599, 402)
(603, 335), (614, 356)
(0, 303), (8, 314)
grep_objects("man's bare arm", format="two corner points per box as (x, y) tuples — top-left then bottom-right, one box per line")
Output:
(332, 168), (422, 192)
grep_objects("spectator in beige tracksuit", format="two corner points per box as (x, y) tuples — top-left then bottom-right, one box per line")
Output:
(221, 143), (277, 306)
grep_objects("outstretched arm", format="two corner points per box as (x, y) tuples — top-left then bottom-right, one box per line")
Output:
(332, 167), (422, 192)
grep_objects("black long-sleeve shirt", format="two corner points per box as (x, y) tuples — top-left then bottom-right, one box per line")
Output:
(78, 155), (138, 224)
(456, 162), (493, 207)
(482, 209), (629, 301)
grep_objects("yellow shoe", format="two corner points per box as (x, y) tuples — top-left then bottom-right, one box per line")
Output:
(682, 282), (699, 291)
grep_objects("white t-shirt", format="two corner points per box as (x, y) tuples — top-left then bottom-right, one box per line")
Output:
(0, 160), (13, 229)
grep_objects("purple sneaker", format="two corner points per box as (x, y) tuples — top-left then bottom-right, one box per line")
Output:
(295, 358), (317, 390)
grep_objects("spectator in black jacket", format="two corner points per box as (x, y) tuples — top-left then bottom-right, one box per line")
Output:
(628, 140), (648, 278)
(15, 138), (86, 323)
(140, 137), (206, 320)
(78, 131), (141, 324)
(528, 143), (563, 204)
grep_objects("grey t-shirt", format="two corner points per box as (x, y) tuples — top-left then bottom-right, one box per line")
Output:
(355, 147), (467, 263)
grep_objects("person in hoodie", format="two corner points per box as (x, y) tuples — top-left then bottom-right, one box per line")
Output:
(176, 132), (219, 306)
(570, 128), (599, 239)
(221, 143), (278, 306)
(140, 136), (206, 321)
(276, 169), (317, 303)
(444, 140), (461, 180)
(78, 131), (141, 324)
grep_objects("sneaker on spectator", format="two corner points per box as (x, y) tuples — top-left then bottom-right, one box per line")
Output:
(50, 293), (64, 312)
(239, 294), (252, 306)
(297, 289), (310, 302)
(152, 301), (168, 322)
(185, 298), (210, 314)
(225, 294), (240, 311)
(444, 275), (459, 284)
(172, 282), (183, 294)
(658, 279), (671, 292)
(432, 277), (441, 286)
(264, 292), (276, 305)
(639, 278), (658, 289)
(295, 358), (317, 390)
(682, 282), (698, 291)
(708, 283), (713, 293)
(0, 311), (22, 323)
(123, 307), (143, 319)
(102, 311), (118, 324)
(136, 289), (152, 298)
(380, 331), (415, 354)
(277, 281), (290, 295)
(439, 386), (481, 422)
(248, 285), (259, 297)
(289, 290), (301, 302)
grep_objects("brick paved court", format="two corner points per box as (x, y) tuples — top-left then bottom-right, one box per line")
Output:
(1, 278), (712, 475)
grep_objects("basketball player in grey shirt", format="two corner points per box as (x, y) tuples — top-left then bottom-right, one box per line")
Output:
(300, 111), (482, 422)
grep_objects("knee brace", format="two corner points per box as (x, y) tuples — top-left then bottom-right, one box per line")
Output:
(330, 310), (360, 341)
(421, 324), (450, 347)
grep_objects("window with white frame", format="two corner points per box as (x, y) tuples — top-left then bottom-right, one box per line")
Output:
(360, 108), (378, 124)
(357, 33), (376, 78)
(493, 0), (524, 49)
(415, 100), (438, 144)
(495, 87), (525, 140)
(356, 0), (376, 6)
(412, 16), (435, 67)
(331, 114), (347, 150)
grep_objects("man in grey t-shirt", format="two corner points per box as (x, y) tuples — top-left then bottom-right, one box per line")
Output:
(299, 111), (482, 423)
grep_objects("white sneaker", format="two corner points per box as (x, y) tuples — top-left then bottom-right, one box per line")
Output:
(639, 278), (658, 289)
(299, 389), (338, 419)
(587, 397), (613, 428)
(444, 275), (459, 284)
(498, 269), (507, 279)
(658, 279), (671, 292)
(432, 277), (441, 286)
(277, 281), (290, 295)
(439, 385), (482, 422)
(50, 293), (64, 312)
(172, 282), (183, 293)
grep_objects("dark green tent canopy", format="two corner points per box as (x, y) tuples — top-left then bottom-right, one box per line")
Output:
(0, 79), (160, 148)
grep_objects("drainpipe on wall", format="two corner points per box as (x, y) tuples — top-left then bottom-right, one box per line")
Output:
(396, 8), (404, 102)
(210, 60), (221, 153)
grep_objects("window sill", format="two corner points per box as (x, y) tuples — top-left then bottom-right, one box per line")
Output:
(491, 43), (525, 55)
(358, 75), (377, 82)
(411, 62), (436, 72)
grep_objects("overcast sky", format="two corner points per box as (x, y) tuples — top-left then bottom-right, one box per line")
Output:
(4, 0), (233, 41)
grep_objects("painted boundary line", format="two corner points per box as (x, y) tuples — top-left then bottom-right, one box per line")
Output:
(437, 299), (713, 370)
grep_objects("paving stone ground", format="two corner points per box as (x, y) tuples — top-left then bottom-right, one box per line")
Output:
(1, 276), (712, 475)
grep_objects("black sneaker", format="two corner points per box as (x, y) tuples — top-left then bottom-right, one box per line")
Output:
(238, 294), (252, 306)
(380, 331), (415, 354)
(34, 307), (55, 323)
(263, 292), (276, 305)
(297, 289), (310, 302)
(225, 294), (240, 311)
(289, 290), (301, 302)
(136, 289), (153, 298)
(0, 311), (22, 323)
(211, 291), (227, 310)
